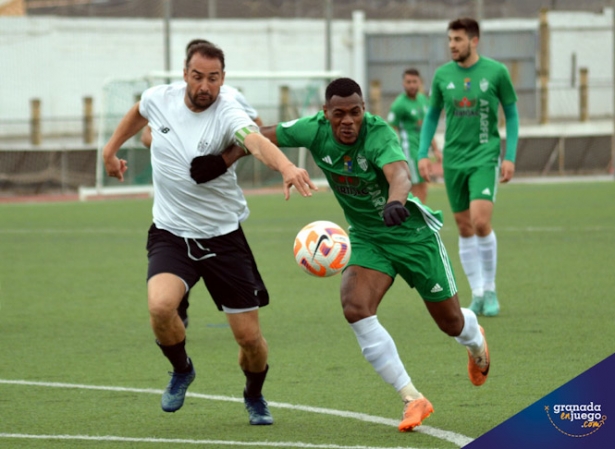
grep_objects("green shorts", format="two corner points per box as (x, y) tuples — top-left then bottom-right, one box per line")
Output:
(348, 230), (457, 302)
(407, 148), (426, 184)
(443, 163), (499, 213)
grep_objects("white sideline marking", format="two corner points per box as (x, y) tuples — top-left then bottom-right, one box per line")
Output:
(0, 433), (430, 449)
(0, 379), (473, 447)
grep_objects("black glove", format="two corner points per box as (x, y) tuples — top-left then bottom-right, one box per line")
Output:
(383, 201), (410, 227)
(190, 154), (227, 184)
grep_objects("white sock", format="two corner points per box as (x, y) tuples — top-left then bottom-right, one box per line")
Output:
(350, 316), (412, 394)
(458, 235), (483, 296)
(454, 308), (484, 356)
(477, 231), (497, 292)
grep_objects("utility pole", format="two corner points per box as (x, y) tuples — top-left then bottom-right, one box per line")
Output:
(208, 0), (216, 18)
(325, 0), (332, 72)
(163, 0), (172, 83)
(475, 0), (484, 21)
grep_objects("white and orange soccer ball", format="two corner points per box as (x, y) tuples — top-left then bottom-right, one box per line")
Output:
(293, 220), (351, 277)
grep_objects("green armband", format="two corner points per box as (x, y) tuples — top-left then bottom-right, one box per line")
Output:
(235, 125), (260, 154)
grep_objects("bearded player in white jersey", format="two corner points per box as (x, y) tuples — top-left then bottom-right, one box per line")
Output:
(140, 39), (264, 329)
(103, 40), (315, 425)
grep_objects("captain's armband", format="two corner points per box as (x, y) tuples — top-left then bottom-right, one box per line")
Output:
(235, 125), (260, 154)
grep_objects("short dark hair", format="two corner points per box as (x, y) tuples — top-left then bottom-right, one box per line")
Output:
(403, 68), (420, 78)
(185, 41), (225, 71)
(448, 17), (480, 39)
(185, 38), (213, 55)
(325, 78), (362, 101)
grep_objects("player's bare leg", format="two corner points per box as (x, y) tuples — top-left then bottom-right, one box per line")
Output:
(148, 273), (186, 345)
(227, 310), (273, 425)
(148, 273), (195, 412)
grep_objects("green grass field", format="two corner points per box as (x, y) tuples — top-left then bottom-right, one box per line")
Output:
(1, 181), (614, 449)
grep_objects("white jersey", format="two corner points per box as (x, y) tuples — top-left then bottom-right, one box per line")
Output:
(139, 83), (255, 239)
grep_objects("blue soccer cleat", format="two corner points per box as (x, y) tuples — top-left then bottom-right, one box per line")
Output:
(244, 393), (274, 425)
(161, 361), (195, 412)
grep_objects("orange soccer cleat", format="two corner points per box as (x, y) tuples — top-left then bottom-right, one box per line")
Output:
(398, 397), (434, 432)
(467, 326), (490, 386)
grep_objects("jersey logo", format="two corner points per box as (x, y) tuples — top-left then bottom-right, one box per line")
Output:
(464, 78), (471, 90)
(480, 78), (489, 92)
(322, 155), (333, 165)
(431, 283), (443, 293)
(446, 82), (455, 90)
(197, 139), (209, 153)
(453, 96), (479, 117)
(357, 154), (368, 171)
(332, 175), (368, 196)
(312, 234), (331, 261)
(455, 97), (476, 109)
(159, 126), (170, 134)
(343, 155), (353, 173)
(335, 175), (360, 186)
(482, 188), (491, 196)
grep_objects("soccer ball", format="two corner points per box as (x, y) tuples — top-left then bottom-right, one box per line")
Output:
(293, 220), (351, 277)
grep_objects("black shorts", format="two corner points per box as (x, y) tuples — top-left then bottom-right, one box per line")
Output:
(146, 224), (269, 311)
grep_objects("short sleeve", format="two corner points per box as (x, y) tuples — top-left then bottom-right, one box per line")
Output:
(276, 114), (320, 148)
(368, 123), (407, 169)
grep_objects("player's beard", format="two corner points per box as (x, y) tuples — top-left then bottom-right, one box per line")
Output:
(405, 87), (418, 98)
(188, 89), (216, 111)
(453, 45), (472, 64)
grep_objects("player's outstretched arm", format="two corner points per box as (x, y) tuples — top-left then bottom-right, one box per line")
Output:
(103, 103), (148, 181)
(189, 124), (277, 184)
(244, 132), (317, 200)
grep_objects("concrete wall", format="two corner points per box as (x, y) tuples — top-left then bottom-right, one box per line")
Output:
(0, 16), (354, 136)
(0, 10), (613, 138)
(548, 8), (614, 119)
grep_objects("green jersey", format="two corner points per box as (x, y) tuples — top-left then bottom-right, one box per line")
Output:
(430, 56), (517, 169)
(387, 92), (430, 160)
(276, 111), (443, 240)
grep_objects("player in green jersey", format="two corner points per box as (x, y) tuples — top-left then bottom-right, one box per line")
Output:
(387, 68), (442, 204)
(189, 77), (491, 433)
(418, 17), (520, 317)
